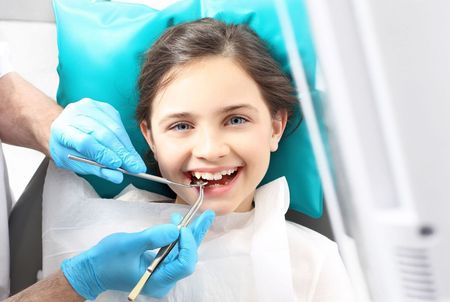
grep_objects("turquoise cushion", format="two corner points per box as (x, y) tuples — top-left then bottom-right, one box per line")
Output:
(53, 0), (323, 218)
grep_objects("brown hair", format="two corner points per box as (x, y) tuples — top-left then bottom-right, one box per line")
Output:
(136, 17), (297, 127)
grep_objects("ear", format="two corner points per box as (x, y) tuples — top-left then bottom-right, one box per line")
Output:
(270, 110), (288, 152)
(140, 120), (157, 159)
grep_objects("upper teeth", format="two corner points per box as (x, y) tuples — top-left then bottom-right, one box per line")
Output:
(191, 168), (237, 180)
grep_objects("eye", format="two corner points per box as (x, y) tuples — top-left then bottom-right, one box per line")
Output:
(227, 116), (248, 126)
(170, 122), (192, 131)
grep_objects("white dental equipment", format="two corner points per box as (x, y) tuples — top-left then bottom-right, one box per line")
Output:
(276, 0), (450, 300)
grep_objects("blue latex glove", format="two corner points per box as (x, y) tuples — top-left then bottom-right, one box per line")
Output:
(153, 209), (216, 273)
(49, 98), (146, 183)
(61, 210), (215, 300)
(170, 209), (215, 246)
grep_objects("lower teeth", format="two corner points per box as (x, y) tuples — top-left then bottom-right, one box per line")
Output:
(207, 182), (229, 188)
(208, 184), (223, 188)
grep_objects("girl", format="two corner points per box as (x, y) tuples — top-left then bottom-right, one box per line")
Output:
(136, 18), (354, 301)
(42, 18), (354, 302)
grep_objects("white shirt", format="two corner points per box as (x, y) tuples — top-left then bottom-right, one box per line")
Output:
(0, 144), (12, 299)
(0, 41), (13, 299)
(42, 162), (355, 302)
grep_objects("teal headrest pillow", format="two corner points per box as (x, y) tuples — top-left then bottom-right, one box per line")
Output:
(53, 0), (323, 218)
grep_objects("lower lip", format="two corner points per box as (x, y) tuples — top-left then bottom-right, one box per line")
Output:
(196, 168), (241, 198)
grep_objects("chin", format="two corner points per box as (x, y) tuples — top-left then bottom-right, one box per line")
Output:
(200, 202), (235, 216)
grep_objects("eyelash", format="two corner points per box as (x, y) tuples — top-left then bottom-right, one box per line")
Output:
(169, 116), (249, 131)
(171, 122), (192, 131)
(226, 116), (248, 126)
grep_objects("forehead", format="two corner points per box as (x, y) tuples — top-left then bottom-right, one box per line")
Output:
(151, 56), (267, 118)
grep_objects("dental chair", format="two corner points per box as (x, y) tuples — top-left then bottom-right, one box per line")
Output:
(8, 158), (333, 294)
(8, 159), (48, 295)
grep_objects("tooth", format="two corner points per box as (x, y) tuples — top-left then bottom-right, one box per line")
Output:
(208, 183), (222, 188)
(192, 170), (235, 180)
(201, 173), (213, 180)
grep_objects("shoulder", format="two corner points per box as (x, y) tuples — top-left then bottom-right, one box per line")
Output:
(285, 221), (339, 283)
(285, 220), (338, 256)
(285, 221), (355, 301)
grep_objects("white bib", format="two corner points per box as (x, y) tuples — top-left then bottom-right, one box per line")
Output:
(43, 162), (355, 301)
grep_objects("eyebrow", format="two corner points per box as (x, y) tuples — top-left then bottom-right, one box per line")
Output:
(159, 104), (258, 125)
(221, 104), (258, 114)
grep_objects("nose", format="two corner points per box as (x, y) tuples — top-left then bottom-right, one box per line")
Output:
(191, 127), (230, 161)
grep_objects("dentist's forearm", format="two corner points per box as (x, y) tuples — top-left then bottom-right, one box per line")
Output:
(2, 270), (84, 302)
(0, 72), (62, 156)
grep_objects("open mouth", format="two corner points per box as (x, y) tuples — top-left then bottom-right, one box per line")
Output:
(188, 168), (240, 188)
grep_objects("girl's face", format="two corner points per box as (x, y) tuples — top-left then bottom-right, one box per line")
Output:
(140, 56), (287, 215)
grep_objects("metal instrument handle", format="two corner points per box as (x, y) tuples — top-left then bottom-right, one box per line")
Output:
(67, 154), (204, 188)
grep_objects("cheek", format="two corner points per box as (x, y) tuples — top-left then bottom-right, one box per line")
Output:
(246, 145), (271, 184)
(151, 134), (186, 178)
(233, 128), (272, 180)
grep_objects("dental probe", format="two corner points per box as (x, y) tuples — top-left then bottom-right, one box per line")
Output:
(68, 154), (207, 300)
(67, 154), (204, 188)
(127, 183), (205, 301)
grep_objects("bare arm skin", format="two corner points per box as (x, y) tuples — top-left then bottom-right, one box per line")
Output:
(0, 72), (62, 156)
(3, 271), (84, 302)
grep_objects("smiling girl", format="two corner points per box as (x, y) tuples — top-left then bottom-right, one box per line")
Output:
(135, 18), (355, 301)
(42, 16), (355, 302)
(137, 20), (291, 215)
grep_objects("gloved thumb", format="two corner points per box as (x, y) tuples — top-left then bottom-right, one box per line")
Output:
(171, 210), (215, 246)
(134, 224), (179, 252)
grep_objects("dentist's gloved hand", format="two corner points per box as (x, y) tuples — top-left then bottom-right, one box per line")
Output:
(61, 210), (215, 300)
(171, 209), (215, 246)
(49, 98), (146, 183)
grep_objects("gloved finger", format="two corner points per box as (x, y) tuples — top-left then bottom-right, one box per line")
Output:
(100, 168), (124, 184)
(140, 250), (156, 272)
(72, 114), (140, 170)
(53, 146), (124, 183)
(51, 103), (121, 170)
(188, 210), (215, 246)
(53, 122), (122, 168)
(178, 228), (198, 270)
(49, 126), (126, 177)
(147, 211), (213, 265)
(59, 104), (143, 174)
(159, 212), (181, 263)
(170, 213), (183, 225)
(91, 101), (146, 174)
(133, 224), (179, 252)
(170, 210), (214, 246)
(91, 101), (132, 149)
(155, 228), (197, 282)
